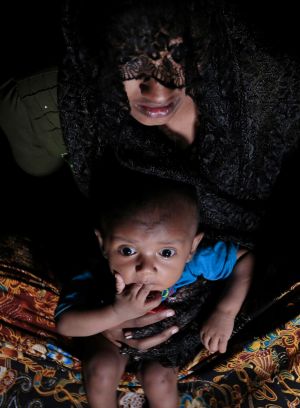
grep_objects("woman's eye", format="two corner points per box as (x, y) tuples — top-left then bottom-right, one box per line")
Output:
(119, 247), (137, 256)
(159, 248), (176, 258)
(169, 43), (186, 63)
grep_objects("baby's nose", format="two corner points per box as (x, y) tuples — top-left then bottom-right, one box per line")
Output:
(135, 256), (157, 277)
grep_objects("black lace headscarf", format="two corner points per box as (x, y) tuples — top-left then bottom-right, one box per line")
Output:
(58, 0), (300, 248)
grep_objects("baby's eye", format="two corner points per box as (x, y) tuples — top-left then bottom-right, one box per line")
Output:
(159, 248), (176, 258)
(119, 246), (137, 256)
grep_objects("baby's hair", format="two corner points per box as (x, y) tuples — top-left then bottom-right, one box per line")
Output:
(90, 160), (200, 238)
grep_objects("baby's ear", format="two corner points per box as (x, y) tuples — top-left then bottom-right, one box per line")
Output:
(95, 229), (108, 259)
(94, 229), (103, 248)
(188, 232), (204, 260)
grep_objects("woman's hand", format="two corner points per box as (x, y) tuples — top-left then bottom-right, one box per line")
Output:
(102, 308), (178, 350)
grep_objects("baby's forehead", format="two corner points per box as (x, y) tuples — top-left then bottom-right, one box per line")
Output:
(124, 201), (196, 228)
(129, 208), (174, 227)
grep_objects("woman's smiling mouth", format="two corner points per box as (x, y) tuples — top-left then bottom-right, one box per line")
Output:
(135, 100), (179, 118)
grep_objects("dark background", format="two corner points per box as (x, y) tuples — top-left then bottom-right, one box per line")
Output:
(0, 0), (299, 83)
(0, 1), (84, 279)
(0, 0), (62, 82)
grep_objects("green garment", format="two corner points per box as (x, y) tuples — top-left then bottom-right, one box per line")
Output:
(0, 68), (66, 176)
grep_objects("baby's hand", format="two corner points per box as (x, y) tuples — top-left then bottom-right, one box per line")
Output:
(113, 283), (162, 322)
(200, 310), (235, 354)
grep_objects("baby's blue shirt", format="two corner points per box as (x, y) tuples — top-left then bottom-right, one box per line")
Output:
(172, 241), (238, 292)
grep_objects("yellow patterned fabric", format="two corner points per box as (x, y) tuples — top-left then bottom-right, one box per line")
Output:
(0, 235), (299, 407)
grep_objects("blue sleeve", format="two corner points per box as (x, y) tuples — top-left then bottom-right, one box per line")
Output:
(186, 241), (238, 281)
(54, 271), (94, 320)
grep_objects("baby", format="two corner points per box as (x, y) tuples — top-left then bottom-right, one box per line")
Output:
(55, 167), (253, 408)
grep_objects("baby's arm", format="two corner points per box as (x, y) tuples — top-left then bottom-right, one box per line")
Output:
(56, 282), (161, 337)
(200, 250), (254, 354)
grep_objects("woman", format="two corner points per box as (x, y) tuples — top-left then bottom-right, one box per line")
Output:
(58, 0), (300, 249)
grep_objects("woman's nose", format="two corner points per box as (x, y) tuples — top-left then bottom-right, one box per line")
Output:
(139, 78), (173, 100)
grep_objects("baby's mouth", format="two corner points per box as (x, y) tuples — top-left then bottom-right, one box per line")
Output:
(146, 290), (160, 300)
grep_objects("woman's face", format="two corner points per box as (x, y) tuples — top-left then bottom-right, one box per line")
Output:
(124, 78), (190, 126)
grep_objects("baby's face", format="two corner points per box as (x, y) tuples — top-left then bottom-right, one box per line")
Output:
(98, 208), (202, 291)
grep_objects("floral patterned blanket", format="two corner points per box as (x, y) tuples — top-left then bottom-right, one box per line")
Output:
(0, 235), (299, 408)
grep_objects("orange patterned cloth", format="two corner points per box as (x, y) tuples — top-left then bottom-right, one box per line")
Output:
(0, 235), (299, 407)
